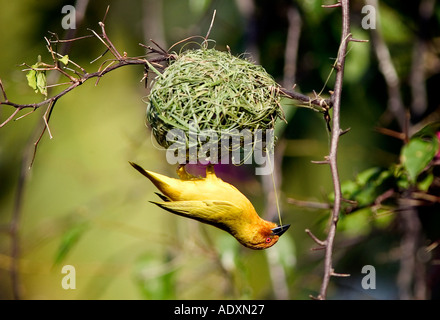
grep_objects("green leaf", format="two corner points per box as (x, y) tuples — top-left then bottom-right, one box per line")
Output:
(26, 69), (38, 92)
(401, 137), (439, 183)
(25, 56), (47, 96)
(339, 208), (372, 237)
(355, 184), (380, 207)
(411, 121), (440, 140)
(337, 167), (393, 208)
(58, 54), (69, 65)
(36, 70), (47, 96)
(340, 180), (360, 200)
(356, 167), (383, 185)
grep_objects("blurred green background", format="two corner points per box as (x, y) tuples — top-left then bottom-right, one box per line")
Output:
(1, 0), (439, 300)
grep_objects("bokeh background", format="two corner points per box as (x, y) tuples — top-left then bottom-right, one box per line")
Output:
(1, 0), (439, 300)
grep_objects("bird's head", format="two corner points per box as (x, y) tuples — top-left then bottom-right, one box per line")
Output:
(238, 223), (290, 250)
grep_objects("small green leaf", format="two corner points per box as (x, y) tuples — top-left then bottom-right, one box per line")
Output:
(340, 180), (359, 200)
(58, 54), (69, 65)
(411, 121), (440, 140)
(336, 167), (394, 208)
(339, 208), (372, 237)
(36, 70), (47, 96)
(26, 69), (38, 92)
(25, 56), (48, 96)
(356, 167), (383, 186)
(355, 184), (380, 207)
(401, 137), (438, 183)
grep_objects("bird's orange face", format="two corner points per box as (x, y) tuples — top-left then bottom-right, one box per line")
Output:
(239, 223), (290, 250)
(254, 234), (280, 250)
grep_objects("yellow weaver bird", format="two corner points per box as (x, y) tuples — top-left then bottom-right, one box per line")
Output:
(129, 162), (290, 249)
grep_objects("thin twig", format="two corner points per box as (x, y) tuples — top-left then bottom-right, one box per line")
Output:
(305, 229), (327, 247)
(0, 107), (22, 128)
(279, 87), (333, 110)
(0, 78), (8, 100)
(98, 21), (123, 60)
(204, 10), (217, 44)
(311, 0), (353, 300)
(322, 3), (342, 8)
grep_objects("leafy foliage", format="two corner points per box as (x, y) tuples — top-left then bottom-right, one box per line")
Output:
(335, 124), (440, 238)
(26, 56), (47, 96)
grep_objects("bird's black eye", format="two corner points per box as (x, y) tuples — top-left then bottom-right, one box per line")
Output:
(265, 237), (272, 243)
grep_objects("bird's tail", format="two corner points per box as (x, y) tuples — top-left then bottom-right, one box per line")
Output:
(129, 161), (179, 196)
(129, 161), (157, 181)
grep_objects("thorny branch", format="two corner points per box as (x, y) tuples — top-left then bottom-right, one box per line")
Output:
(304, 0), (367, 300)
(0, 21), (174, 139)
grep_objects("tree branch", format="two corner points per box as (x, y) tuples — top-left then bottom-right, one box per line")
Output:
(0, 25), (173, 130)
(312, 0), (354, 300)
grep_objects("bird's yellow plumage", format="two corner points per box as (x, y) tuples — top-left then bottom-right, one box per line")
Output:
(130, 162), (289, 249)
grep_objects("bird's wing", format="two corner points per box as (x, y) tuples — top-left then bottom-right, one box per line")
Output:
(150, 199), (243, 228)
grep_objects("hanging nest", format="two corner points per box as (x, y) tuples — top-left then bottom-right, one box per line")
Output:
(146, 46), (285, 163)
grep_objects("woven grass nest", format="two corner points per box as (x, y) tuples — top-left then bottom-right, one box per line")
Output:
(146, 47), (285, 162)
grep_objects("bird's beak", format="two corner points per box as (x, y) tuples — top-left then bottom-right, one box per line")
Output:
(271, 224), (290, 237)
